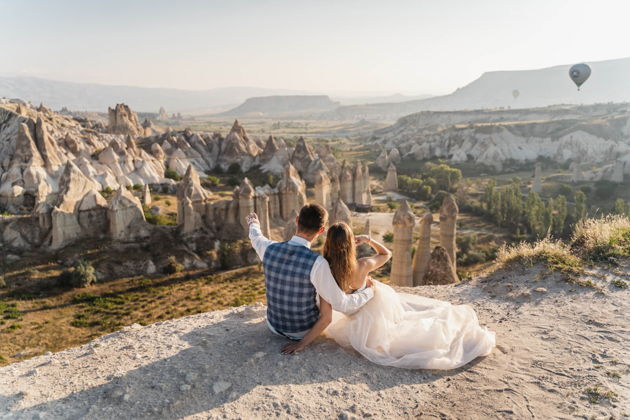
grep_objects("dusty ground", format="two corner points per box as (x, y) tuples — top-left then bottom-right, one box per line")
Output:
(1, 262), (628, 419)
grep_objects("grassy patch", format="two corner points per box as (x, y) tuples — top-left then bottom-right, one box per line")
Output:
(498, 238), (584, 279)
(572, 215), (630, 263)
(610, 278), (628, 289)
(584, 384), (618, 404)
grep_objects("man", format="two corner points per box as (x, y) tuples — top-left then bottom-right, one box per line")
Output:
(247, 204), (374, 353)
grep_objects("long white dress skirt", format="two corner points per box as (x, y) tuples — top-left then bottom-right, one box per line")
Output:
(325, 281), (496, 370)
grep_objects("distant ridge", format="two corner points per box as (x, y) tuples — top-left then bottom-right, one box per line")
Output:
(219, 95), (338, 117)
(0, 76), (307, 113)
(323, 57), (630, 120)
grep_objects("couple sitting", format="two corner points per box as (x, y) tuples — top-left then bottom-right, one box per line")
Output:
(247, 204), (495, 370)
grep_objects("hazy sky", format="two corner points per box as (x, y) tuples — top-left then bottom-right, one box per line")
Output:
(1, 0), (629, 95)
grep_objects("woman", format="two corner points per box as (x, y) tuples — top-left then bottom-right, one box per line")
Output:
(322, 222), (496, 370)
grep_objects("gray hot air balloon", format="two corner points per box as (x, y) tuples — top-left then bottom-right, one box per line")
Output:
(512, 89), (520, 99)
(569, 63), (591, 90)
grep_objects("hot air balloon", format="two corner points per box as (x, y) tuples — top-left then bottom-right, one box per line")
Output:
(569, 63), (591, 90)
(512, 89), (520, 99)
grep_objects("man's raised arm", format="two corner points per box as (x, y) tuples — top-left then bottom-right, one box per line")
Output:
(311, 258), (374, 314)
(247, 213), (276, 261)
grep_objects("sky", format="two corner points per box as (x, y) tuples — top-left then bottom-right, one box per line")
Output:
(1, 0), (629, 96)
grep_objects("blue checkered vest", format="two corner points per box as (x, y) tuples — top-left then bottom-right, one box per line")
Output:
(263, 241), (320, 333)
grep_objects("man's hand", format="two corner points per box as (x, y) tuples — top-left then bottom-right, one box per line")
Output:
(246, 212), (259, 226)
(355, 234), (370, 245)
(281, 341), (306, 355)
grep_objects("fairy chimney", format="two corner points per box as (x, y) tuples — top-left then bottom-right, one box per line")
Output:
(283, 209), (299, 241)
(330, 198), (352, 226)
(384, 163), (398, 192)
(238, 177), (255, 232)
(254, 192), (271, 238)
(531, 162), (542, 194)
(439, 195), (458, 272)
(422, 246), (459, 285)
(412, 212), (433, 286)
(314, 170), (332, 209)
(391, 200), (415, 286)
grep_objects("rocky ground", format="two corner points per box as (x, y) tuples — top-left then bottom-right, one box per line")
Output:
(1, 263), (628, 420)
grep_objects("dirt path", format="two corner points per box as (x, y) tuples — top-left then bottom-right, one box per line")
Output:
(1, 264), (628, 419)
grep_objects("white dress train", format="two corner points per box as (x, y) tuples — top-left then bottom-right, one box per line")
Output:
(325, 280), (496, 370)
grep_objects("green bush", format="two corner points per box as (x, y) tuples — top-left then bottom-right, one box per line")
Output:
(165, 169), (182, 181)
(144, 210), (177, 226)
(163, 256), (184, 274)
(101, 187), (114, 198)
(206, 176), (220, 187)
(132, 184), (143, 191)
(227, 176), (241, 187)
(57, 261), (97, 288)
(383, 232), (394, 243)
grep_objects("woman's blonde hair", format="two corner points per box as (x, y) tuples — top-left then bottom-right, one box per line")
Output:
(323, 222), (356, 292)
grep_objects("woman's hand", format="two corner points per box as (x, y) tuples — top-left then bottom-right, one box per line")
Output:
(281, 341), (306, 355)
(355, 234), (370, 245)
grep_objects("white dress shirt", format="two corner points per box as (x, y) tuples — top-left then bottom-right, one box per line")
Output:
(249, 223), (374, 315)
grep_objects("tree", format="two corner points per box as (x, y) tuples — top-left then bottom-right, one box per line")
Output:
(573, 190), (588, 223)
(424, 162), (462, 192)
(525, 192), (546, 238)
(552, 195), (568, 236)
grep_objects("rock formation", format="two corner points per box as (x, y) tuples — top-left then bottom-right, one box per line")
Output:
(376, 149), (389, 171)
(107, 104), (143, 137)
(142, 184), (152, 206)
(254, 191), (271, 238)
(531, 162), (542, 194)
(314, 170), (331, 209)
(339, 161), (354, 204)
(412, 212), (433, 286)
(439, 195), (458, 273)
(276, 164), (306, 220)
(422, 246), (459, 285)
(330, 198), (352, 226)
(611, 160), (625, 183)
(49, 161), (105, 249)
(391, 200), (415, 286)
(283, 209), (299, 241)
(238, 178), (255, 231)
(384, 163), (398, 192)
(108, 186), (146, 241)
(371, 104), (630, 173)
(219, 120), (262, 172)
(177, 166), (211, 234)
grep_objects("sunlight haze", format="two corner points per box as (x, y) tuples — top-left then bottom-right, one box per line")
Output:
(2, 0), (629, 95)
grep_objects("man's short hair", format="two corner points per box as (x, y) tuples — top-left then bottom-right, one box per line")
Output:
(297, 204), (328, 234)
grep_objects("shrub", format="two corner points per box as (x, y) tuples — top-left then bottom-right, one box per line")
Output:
(132, 184), (142, 191)
(165, 200), (172, 206)
(382, 232), (394, 243)
(101, 187), (114, 198)
(497, 238), (582, 277)
(571, 215), (630, 262)
(165, 169), (182, 181)
(144, 211), (177, 226)
(57, 261), (97, 288)
(163, 256), (184, 274)
(206, 176), (220, 187)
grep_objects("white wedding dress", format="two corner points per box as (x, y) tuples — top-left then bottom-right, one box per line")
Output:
(325, 280), (496, 370)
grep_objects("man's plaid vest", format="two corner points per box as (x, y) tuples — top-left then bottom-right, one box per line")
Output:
(263, 241), (320, 333)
